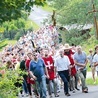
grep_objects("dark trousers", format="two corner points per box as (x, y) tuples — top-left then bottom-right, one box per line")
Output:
(58, 70), (69, 94)
(23, 75), (32, 95)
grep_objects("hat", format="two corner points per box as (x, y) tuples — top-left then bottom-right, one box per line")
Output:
(64, 44), (71, 49)
(58, 45), (65, 52)
(95, 45), (98, 50)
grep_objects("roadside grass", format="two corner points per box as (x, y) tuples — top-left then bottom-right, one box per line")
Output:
(81, 35), (98, 54)
(31, 21), (40, 30)
(26, 20), (40, 30)
(0, 39), (17, 51)
(0, 20), (39, 51)
(41, 5), (55, 12)
(86, 77), (98, 85)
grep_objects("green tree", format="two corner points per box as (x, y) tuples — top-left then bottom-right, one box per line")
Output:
(0, 0), (46, 23)
(50, 0), (98, 25)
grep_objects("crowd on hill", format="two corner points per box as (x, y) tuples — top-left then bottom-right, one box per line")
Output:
(0, 25), (98, 98)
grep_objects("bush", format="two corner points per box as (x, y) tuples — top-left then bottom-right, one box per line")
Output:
(65, 28), (91, 45)
(15, 32), (21, 40)
(0, 66), (27, 98)
(0, 69), (20, 98)
(15, 30), (26, 40)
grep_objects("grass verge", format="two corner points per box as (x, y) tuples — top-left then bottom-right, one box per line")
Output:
(86, 77), (98, 85)
(26, 20), (40, 30)
(41, 5), (55, 12)
(0, 39), (17, 51)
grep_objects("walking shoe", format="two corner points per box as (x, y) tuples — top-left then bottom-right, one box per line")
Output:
(65, 93), (71, 96)
(72, 90), (75, 93)
(55, 94), (59, 97)
(57, 90), (60, 93)
(75, 87), (80, 91)
(82, 88), (88, 93)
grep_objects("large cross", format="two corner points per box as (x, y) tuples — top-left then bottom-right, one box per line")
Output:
(88, 0), (98, 39)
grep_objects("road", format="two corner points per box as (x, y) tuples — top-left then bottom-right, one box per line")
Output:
(18, 85), (98, 98)
(18, 71), (98, 98)
(28, 6), (51, 27)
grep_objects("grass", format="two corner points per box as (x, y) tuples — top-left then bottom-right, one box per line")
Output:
(81, 35), (98, 54)
(31, 21), (40, 30)
(26, 20), (40, 30)
(86, 77), (98, 85)
(0, 39), (17, 51)
(41, 5), (55, 12)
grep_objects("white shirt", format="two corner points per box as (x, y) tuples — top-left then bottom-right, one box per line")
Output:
(55, 55), (70, 71)
(93, 54), (98, 71)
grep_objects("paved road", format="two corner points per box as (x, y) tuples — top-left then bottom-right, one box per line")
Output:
(28, 6), (51, 27)
(18, 72), (98, 98)
(18, 85), (98, 98)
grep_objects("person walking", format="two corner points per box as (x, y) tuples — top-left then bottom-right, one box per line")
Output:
(29, 51), (49, 98)
(93, 45), (98, 77)
(74, 46), (88, 93)
(87, 49), (96, 84)
(42, 49), (59, 98)
(64, 44), (79, 92)
(55, 50), (71, 96)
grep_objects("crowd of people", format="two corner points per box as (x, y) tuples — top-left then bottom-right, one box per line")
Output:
(0, 25), (98, 98)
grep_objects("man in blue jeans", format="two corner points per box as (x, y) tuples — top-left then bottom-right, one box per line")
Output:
(29, 51), (49, 98)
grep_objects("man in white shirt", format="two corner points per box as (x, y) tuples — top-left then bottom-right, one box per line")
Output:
(55, 50), (71, 96)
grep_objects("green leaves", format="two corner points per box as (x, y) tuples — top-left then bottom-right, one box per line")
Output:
(0, 68), (27, 97)
(51, 0), (98, 25)
(0, 0), (46, 23)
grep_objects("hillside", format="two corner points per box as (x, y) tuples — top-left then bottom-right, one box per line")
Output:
(81, 35), (98, 54)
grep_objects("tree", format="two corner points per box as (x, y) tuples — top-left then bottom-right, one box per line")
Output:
(50, 0), (98, 25)
(0, 0), (46, 23)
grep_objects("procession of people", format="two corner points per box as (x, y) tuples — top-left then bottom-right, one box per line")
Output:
(0, 25), (98, 98)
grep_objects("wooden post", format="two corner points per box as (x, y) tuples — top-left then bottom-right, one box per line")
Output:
(88, 0), (98, 39)
(52, 10), (56, 26)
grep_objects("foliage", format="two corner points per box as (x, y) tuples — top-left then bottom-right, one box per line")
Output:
(48, 0), (68, 10)
(49, 0), (98, 25)
(41, 4), (55, 12)
(0, 0), (46, 23)
(25, 20), (39, 30)
(0, 39), (17, 51)
(64, 29), (86, 45)
(15, 30), (26, 40)
(0, 27), (5, 33)
(0, 18), (39, 40)
(0, 69), (20, 98)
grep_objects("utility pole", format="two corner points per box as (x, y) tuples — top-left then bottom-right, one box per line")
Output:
(88, 0), (98, 39)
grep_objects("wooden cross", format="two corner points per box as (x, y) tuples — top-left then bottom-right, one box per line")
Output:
(88, 0), (98, 39)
